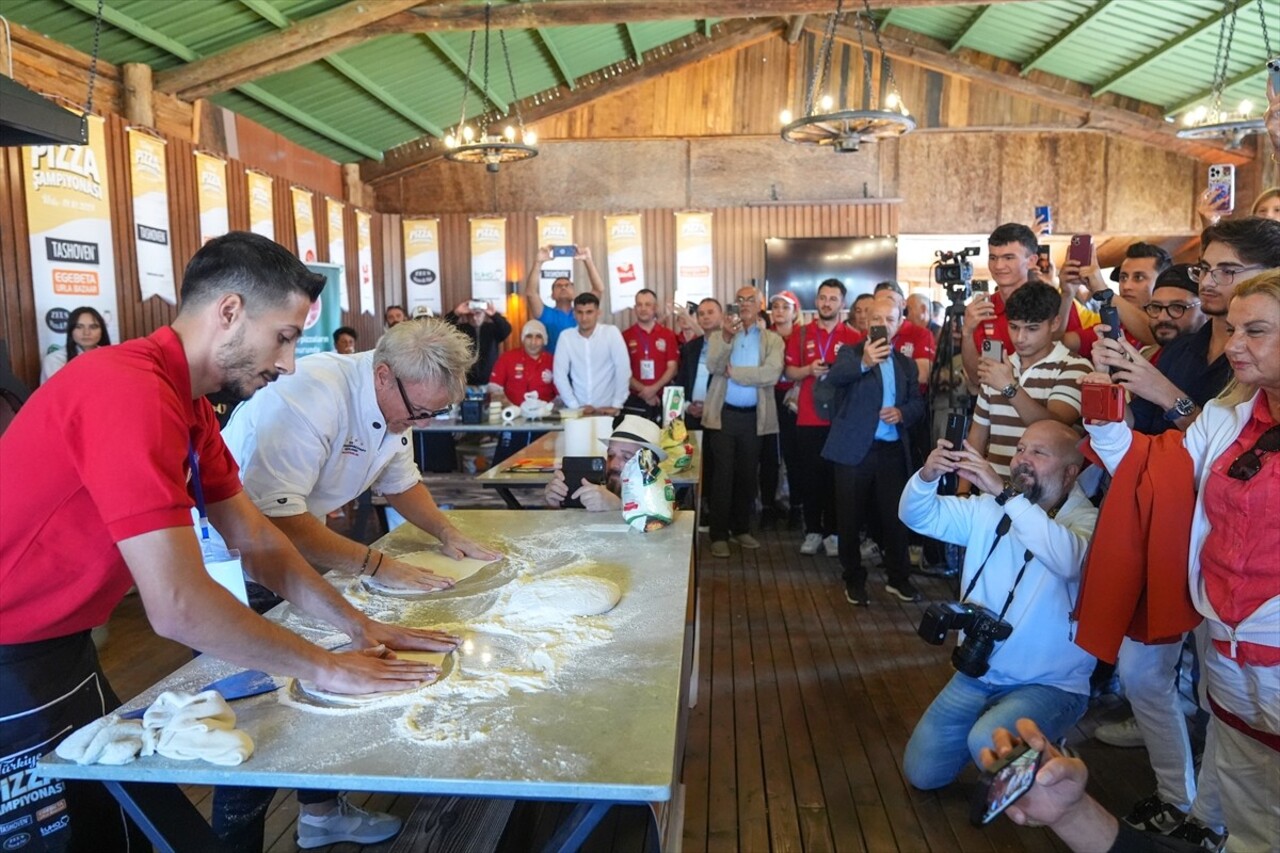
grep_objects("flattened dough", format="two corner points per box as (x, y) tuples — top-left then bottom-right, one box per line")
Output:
(361, 551), (498, 595)
(295, 650), (450, 705)
(504, 576), (621, 626)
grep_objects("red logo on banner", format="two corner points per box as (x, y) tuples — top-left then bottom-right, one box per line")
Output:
(616, 263), (636, 284)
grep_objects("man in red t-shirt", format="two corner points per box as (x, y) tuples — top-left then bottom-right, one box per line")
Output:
(785, 278), (863, 556)
(623, 288), (680, 420)
(489, 319), (558, 462)
(0, 233), (459, 850)
(1063, 242), (1170, 360)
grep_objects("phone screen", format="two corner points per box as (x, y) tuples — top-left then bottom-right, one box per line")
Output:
(726, 304), (740, 317)
(1036, 245), (1051, 275)
(870, 324), (889, 346)
(974, 745), (1041, 826)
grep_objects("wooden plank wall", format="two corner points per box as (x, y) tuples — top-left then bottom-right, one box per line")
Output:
(0, 113), (387, 389)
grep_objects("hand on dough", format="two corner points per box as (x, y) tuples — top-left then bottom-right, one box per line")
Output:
(353, 620), (461, 657)
(316, 644), (445, 695)
(370, 555), (457, 592)
(437, 525), (501, 561)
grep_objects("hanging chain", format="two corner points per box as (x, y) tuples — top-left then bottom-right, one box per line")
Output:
(84, 0), (105, 116)
(864, 0), (901, 110)
(1209, 0), (1238, 117)
(806, 0), (844, 115)
(1257, 0), (1272, 57)
(854, 4), (873, 109)
(457, 24), (478, 132)
(500, 26), (524, 132)
(481, 1), (492, 130)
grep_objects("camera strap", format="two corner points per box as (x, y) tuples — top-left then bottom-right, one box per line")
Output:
(961, 512), (1034, 622)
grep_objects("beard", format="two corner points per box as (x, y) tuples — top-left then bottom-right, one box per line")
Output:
(1153, 323), (1180, 344)
(215, 326), (278, 402)
(1010, 463), (1046, 505)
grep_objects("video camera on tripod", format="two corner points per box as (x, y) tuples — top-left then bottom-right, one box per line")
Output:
(933, 247), (981, 302)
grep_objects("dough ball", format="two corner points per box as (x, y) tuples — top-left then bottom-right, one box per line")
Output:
(504, 576), (621, 626)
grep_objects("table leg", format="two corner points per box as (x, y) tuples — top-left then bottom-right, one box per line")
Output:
(103, 780), (231, 852)
(496, 487), (525, 510)
(541, 801), (613, 853)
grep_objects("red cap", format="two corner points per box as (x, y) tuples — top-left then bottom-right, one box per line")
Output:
(770, 290), (802, 313)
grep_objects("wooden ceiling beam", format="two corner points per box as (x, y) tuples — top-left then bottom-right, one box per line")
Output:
(815, 21), (1252, 164)
(359, 17), (785, 185)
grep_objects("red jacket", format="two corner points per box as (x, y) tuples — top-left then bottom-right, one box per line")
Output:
(1074, 429), (1202, 663)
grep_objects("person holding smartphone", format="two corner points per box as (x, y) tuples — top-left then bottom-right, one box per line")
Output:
(523, 245), (605, 353)
(445, 298), (511, 386)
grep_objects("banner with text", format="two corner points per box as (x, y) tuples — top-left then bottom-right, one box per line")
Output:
(469, 217), (507, 303)
(356, 210), (374, 315)
(605, 213), (645, 311)
(675, 211), (714, 305)
(246, 170), (274, 240)
(296, 262), (344, 359)
(402, 218), (441, 316)
(291, 186), (317, 263)
(22, 113), (120, 358)
(194, 152), (228, 245)
(325, 198), (349, 312)
(126, 129), (176, 304)
(535, 214), (575, 303)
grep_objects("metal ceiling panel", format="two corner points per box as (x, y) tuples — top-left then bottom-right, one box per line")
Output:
(881, 6), (977, 41)
(212, 90), (357, 162)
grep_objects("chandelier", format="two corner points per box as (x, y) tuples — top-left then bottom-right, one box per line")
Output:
(1174, 0), (1270, 149)
(443, 3), (537, 172)
(780, 0), (914, 153)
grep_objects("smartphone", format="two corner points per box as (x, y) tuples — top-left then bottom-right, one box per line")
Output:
(551, 244), (577, 258)
(981, 338), (1004, 362)
(971, 279), (989, 295)
(938, 412), (970, 496)
(559, 455), (606, 509)
(726, 303), (740, 317)
(686, 301), (699, 316)
(971, 743), (1042, 826)
(1081, 381), (1126, 422)
(1208, 164), (1235, 215)
(1269, 56), (1280, 96)
(1067, 234), (1093, 268)
(869, 324), (889, 346)
(1036, 244), (1052, 276)
(468, 299), (487, 311)
(1034, 205), (1052, 235)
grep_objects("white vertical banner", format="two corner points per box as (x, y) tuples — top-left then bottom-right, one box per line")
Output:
(469, 217), (507, 302)
(675, 211), (714, 305)
(605, 213), (645, 311)
(23, 112), (120, 357)
(194, 151), (228, 245)
(126, 129), (176, 304)
(403, 218), (442, 315)
(356, 210), (374, 316)
(246, 170), (274, 240)
(325, 198), (349, 312)
(291, 186), (317, 263)
(534, 214), (574, 302)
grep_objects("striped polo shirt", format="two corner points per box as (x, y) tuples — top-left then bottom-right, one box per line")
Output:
(973, 341), (1091, 479)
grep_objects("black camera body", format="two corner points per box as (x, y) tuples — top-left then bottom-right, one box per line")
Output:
(918, 600), (1013, 678)
(934, 247), (980, 300)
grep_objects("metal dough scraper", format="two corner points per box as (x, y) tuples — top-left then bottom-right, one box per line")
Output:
(118, 669), (279, 720)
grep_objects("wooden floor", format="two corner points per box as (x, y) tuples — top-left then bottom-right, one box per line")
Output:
(97, 509), (1170, 852)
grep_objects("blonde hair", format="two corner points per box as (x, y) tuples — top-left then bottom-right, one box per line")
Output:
(1251, 187), (1280, 216)
(374, 317), (476, 403)
(1217, 269), (1280, 406)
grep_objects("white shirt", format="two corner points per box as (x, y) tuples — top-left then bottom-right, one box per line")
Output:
(553, 323), (631, 409)
(219, 351), (421, 521)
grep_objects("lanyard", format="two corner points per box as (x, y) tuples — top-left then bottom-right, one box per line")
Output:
(814, 325), (836, 362)
(188, 441), (209, 542)
(961, 514), (1033, 623)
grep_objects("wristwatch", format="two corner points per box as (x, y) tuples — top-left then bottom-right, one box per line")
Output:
(1000, 379), (1019, 399)
(995, 485), (1021, 506)
(1164, 396), (1195, 421)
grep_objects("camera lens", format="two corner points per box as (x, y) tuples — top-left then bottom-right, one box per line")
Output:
(952, 635), (996, 678)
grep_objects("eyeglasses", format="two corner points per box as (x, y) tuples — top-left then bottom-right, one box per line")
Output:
(1227, 425), (1280, 482)
(1142, 300), (1199, 319)
(1188, 264), (1265, 288)
(735, 296), (758, 304)
(394, 376), (451, 421)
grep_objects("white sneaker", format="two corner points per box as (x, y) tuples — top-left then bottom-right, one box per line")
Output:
(297, 796), (402, 849)
(799, 533), (823, 555)
(1095, 716), (1145, 748)
(823, 535), (839, 557)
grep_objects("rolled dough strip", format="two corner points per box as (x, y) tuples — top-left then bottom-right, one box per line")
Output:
(361, 550), (498, 595)
(295, 650), (450, 706)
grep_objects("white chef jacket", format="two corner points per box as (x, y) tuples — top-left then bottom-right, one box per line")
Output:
(219, 351), (421, 520)
(552, 323), (631, 410)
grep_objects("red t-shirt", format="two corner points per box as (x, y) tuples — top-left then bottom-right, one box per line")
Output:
(622, 322), (680, 390)
(972, 290), (1087, 351)
(894, 320), (937, 392)
(489, 348), (556, 403)
(1199, 396), (1280, 667)
(0, 327), (241, 644)
(784, 321), (864, 426)
(1076, 324), (1142, 361)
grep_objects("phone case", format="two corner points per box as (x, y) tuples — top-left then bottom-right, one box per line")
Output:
(971, 745), (1043, 826)
(1081, 382), (1126, 422)
(981, 339), (1004, 362)
(1208, 165), (1235, 214)
(1067, 235), (1092, 267)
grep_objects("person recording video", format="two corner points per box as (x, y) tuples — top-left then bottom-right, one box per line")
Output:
(896, 419), (1098, 791)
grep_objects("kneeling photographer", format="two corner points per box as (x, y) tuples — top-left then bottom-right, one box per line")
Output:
(897, 419), (1098, 790)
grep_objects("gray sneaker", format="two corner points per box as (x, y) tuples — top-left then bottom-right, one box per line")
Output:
(1122, 793), (1186, 835)
(1167, 816), (1226, 851)
(731, 533), (761, 549)
(296, 796), (402, 849)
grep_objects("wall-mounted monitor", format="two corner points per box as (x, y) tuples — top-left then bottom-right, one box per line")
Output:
(764, 236), (898, 310)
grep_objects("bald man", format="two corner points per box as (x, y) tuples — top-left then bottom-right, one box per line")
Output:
(897, 419), (1098, 792)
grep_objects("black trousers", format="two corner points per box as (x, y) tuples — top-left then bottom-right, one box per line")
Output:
(834, 441), (912, 590)
(708, 406), (762, 541)
(0, 632), (146, 852)
(758, 388), (799, 513)
(795, 425), (836, 536)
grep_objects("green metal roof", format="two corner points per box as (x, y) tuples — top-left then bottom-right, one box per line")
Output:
(3, 1), (1275, 164)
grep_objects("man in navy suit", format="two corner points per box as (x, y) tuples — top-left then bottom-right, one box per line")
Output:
(823, 295), (926, 605)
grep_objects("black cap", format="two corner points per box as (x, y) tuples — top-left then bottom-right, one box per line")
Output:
(1152, 264), (1198, 296)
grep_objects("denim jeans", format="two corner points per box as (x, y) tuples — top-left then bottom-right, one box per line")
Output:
(903, 671), (1089, 790)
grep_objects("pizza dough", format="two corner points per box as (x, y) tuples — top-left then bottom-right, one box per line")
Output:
(504, 576), (622, 626)
(361, 551), (498, 596)
(295, 650), (451, 706)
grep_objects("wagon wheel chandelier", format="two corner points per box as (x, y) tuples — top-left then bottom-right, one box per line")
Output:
(779, 0), (915, 153)
(1175, 0), (1271, 150)
(442, 3), (538, 172)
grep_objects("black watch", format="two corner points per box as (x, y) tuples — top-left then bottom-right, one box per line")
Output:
(995, 485), (1021, 506)
(1163, 397), (1195, 422)
(1000, 380), (1019, 399)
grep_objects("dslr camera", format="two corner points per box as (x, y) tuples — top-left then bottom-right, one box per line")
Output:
(917, 601), (1013, 678)
(934, 247), (980, 300)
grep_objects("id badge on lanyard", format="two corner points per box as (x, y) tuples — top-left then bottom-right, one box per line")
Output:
(640, 358), (656, 381)
(189, 442), (249, 605)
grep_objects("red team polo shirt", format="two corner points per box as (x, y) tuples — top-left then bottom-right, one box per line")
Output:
(972, 289), (1087, 351)
(489, 348), (556, 402)
(893, 320), (937, 392)
(784, 321), (863, 426)
(0, 327), (242, 644)
(622, 322), (680, 392)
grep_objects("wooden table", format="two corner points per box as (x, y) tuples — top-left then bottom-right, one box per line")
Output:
(38, 511), (696, 853)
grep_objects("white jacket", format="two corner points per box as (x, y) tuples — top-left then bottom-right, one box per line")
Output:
(1086, 392), (1279, 735)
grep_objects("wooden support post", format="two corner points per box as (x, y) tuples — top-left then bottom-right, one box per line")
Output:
(342, 163), (367, 208)
(122, 62), (154, 127)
